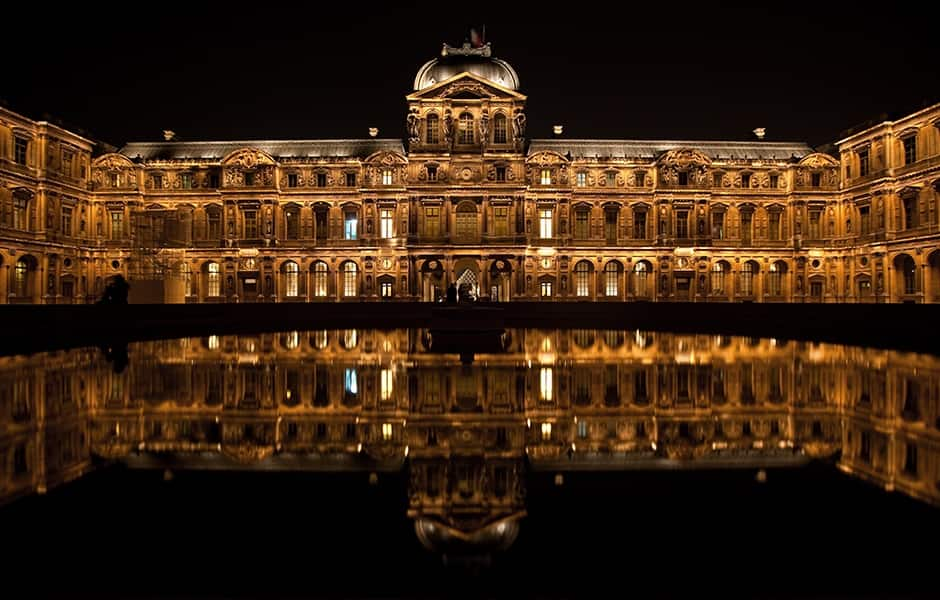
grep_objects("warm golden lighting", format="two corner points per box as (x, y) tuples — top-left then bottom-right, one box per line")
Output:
(380, 368), (394, 401)
(539, 367), (553, 402)
(382, 422), (393, 441)
(541, 422), (552, 440)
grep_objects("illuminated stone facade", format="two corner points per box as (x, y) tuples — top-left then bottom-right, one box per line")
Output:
(1, 42), (939, 303)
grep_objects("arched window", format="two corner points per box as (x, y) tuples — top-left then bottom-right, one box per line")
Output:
(711, 262), (728, 295)
(459, 113), (474, 144)
(768, 261), (787, 296)
(284, 261), (299, 297)
(207, 262), (220, 297)
(180, 262), (192, 297)
(634, 261), (650, 298)
(741, 261), (756, 296)
(493, 113), (507, 144)
(575, 261), (592, 297)
(13, 191), (30, 230)
(312, 261), (328, 297)
(343, 262), (358, 297)
(900, 254), (917, 294)
(14, 258), (29, 297)
(426, 113), (439, 144)
(605, 262), (620, 297)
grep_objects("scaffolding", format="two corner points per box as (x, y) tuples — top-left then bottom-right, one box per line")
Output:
(128, 208), (191, 301)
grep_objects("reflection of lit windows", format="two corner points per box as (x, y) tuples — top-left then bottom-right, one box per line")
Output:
(344, 368), (358, 396)
(540, 336), (552, 353)
(578, 420), (588, 439)
(382, 422), (393, 441)
(208, 335), (219, 350)
(540, 367), (553, 402)
(380, 368), (393, 401)
(284, 331), (299, 350)
(343, 329), (358, 349)
(312, 330), (328, 349)
(540, 422), (552, 441)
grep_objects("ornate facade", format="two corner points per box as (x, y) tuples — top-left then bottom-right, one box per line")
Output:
(1, 41), (939, 304)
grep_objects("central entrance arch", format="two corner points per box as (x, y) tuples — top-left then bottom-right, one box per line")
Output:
(452, 258), (480, 302)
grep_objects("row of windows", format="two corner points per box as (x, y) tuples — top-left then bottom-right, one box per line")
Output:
(196, 261), (360, 298)
(423, 113), (509, 145)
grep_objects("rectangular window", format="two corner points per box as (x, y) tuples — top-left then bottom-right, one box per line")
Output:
(380, 208), (394, 238)
(381, 281), (393, 298)
(311, 172), (324, 187)
(424, 206), (440, 237)
(710, 212), (723, 239)
(243, 210), (258, 238)
(769, 211), (781, 240)
(540, 168), (552, 185)
(426, 165), (437, 181)
(285, 209), (299, 239)
(859, 150), (869, 177)
(576, 172), (586, 187)
(635, 171), (645, 187)
(678, 171), (688, 186)
(903, 197), (917, 229)
(808, 211), (821, 239)
(152, 174), (163, 189)
(495, 166), (506, 182)
(539, 208), (553, 238)
(180, 172), (193, 189)
(62, 152), (73, 175)
(61, 206), (72, 235)
(315, 210), (328, 240)
(346, 172), (357, 187)
(110, 211), (123, 239)
(540, 281), (552, 297)
(811, 172), (822, 187)
(676, 210), (688, 238)
(605, 210), (618, 243)
(740, 212), (752, 244)
(741, 173), (751, 188)
(574, 210), (589, 239)
(381, 169), (393, 185)
(810, 280), (823, 298)
(903, 136), (916, 165)
(287, 173), (299, 188)
(860, 205), (871, 234)
(344, 211), (358, 240)
(858, 279), (871, 297)
(243, 172), (255, 186)
(769, 174), (779, 188)
(493, 205), (509, 236)
(109, 173), (119, 188)
(493, 116), (507, 143)
(14, 138), (28, 165)
(209, 172), (220, 188)
(633, 211), (647, 239)
(845, 164), (851, 179)
(208, 211), (221, 239)
(606, 171), (616, 186)
(713, 173), (723, 187)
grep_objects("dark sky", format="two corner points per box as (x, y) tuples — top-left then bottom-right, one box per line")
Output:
(5, 2), (938, 149)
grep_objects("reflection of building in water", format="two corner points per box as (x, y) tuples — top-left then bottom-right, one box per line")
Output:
(2, 331), (939, 555)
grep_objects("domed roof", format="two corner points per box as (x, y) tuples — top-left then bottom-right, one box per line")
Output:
(414, 43), (520, 91)
(413, 514), (523, 557)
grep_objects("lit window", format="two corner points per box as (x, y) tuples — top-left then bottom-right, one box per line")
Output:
(426, 113), (439, 144)
(574, 210), (589, 239)
(540, 280), (552, 297)
(741, 262), (755, 296)
(208, 335), (219, 350)
(493, 113), (507, 144)
(540, 421), (552, 441)
(14, 259), (29, 297)
(539, 208), (553, 238)
(459, 113), (474, 144)
(380, 208), (394, 238)
(343, 262), (358, 297)
(540, 168), (552, 185)
(180, 262), (192, 296)
(313, 262), (328, 297)
(576, 172), (586, 187)
(207, 262), (220, 296)
(381, 281), (393, 298)
(180, 172), (193, 189)
(634, 262), (649, 297)
(540, 368), (553, 402)
(284, 261), (299, 297)
(424, 206), (440, 237)
(605, 262), (619, 296)
(381, 169), (393, 185)
(381, 422), (393, 441)
(13, 193), (29, 230)
(344, 211), (358, 240)
(493, 205), (509, 236)
(284, 331), (299, 350)
(768, 262), (784, 296)
(381, 369), (393, 401)
(345, 368), (358, 396)
(711, 262), (726, 294)
(285, 208), (299, 239)
(575, 261), (591, 297)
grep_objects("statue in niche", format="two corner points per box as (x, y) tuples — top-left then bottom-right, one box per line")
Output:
(264, 275), (273, 295)
(698, 274), (706, 292)
(406, 108), (420, 143)
(479, 111), (490, 146)
(876, 272), (884, 293)
(796, 275), (804, 293)
(512, 109), (526, 143)
(442, 110), (454, 146)
(561, 275), (567, 291)
(226, 275), (234, 295)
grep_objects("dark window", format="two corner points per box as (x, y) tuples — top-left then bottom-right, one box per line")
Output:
(317, 173), (327, 187)
(903, 444), (918, 476)
(741, 173), (751, 188)
(427, 165), (437, 181)
(903, 136), (916, 165)
(180, 172), (193, 189)
(315, 209), (328, 240)
(859, 150), (869, 176)
(903, 196), (917, 229)
(152, 174), (163, 189)
(768, 211), (781, 240)
(633, 211), (647, 239)
(769, 174), (779, 188)
(13, 445), (27, 475)
(285, 209), (299, 239)
(606, 171), (617, 186)
(678, 171), (688, 186)
(287, 173), (298, 188)
(14, 138), (28, 165)
(495, 166), (506, 182)
(811, 172), (821, 187)
(676, 210), (688, 238)
(208, 210), (221, 239)
(605, 209), (618, 242)
(712, 212), (724, 239)
(209, 172), (220, 188)
(635, 171), (645, 187)
(243, 172), (255, 186)
(574, 210), (589, 239)
(346, 172), (357, 187)
(808, 211), (821, 239)
(244, 210), (258, 238)
(740, 212), (752, 244)
(713, 173), (723, 187)
(860, 205), (871, 234)
(810, 280), (824, 298)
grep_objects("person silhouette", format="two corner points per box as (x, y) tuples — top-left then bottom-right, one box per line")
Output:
(98, 274), (130, 305)
(446, 283), (458, 303)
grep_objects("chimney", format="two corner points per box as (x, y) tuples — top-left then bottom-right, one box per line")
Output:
(368, 127), (379, 138)
(163, 130), (176, 141)
(553, 125), (563, 137)
(753, 127), (766, 140)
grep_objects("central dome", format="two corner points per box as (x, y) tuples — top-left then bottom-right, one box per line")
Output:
(414, 43), (520, 91)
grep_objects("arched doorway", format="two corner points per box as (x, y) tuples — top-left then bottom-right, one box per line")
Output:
(12, 255), (38, 303)
(927, 250), (940, 303)
(633, 260), (653, 300)
(711, 260), (731, 299)
(452, 258), (480, 302)
(489, 259), (512, 302)
(893, 253), (918, 301)
(420, 259), (444, 301)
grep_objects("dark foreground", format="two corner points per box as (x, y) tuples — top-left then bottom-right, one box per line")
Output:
(2, 463), (937, 599)
(3, 301), (940, 356)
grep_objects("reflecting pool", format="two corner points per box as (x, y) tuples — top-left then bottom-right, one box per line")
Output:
(1, 329), (938, 595)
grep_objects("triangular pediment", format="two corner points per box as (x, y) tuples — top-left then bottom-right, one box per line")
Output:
(407, 72), (526, 101)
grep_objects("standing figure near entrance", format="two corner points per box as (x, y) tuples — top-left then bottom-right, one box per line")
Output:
(446, 283), (458, 303)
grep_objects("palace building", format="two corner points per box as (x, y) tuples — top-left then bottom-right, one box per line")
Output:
(1, 41), (939, 304)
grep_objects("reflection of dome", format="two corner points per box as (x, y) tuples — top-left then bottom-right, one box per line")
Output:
(414, 44), (520, 91)
(414, 513), (524, 559)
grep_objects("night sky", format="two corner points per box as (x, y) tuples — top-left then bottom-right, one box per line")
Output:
(4, 2), (938, 150)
